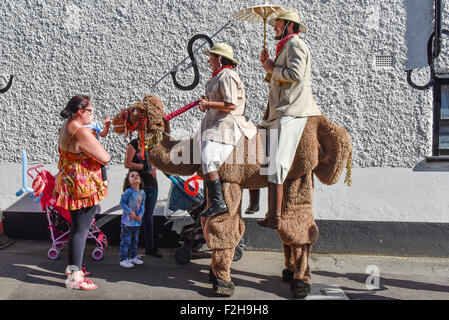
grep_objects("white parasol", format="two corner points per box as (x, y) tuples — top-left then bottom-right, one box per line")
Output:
(232, 1), (286, 49)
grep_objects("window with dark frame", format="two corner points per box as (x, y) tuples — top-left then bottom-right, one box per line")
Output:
(433, 75), (449, 156)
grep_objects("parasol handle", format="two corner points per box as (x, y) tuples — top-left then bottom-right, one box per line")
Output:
(263, 17), (267, 50)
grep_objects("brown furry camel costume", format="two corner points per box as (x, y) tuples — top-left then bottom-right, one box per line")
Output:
(112, 94), (352, 298)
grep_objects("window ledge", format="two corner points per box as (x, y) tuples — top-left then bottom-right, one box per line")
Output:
(426, 156), (449, 162)
(413, 157), (449, 172)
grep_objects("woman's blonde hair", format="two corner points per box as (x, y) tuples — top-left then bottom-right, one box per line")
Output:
(123, 170), (144, 192)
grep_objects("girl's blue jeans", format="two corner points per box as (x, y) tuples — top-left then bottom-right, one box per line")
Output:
(120, 224), (140, 261)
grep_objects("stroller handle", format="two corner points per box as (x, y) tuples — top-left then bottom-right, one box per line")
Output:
(27, 165), (44, 179)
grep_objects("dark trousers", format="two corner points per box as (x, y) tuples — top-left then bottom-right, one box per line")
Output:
(68, 206), (97, 269)
(141, 186), (158, 249)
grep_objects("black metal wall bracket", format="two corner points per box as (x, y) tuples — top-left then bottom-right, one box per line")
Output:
(406, 0), (448, 91)
(0, 75), (13, 94)
(170, 34), (214, 91)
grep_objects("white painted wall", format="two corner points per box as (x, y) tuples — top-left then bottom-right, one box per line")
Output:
(1, 0), (449, 223)
(3, 164), (449, 224)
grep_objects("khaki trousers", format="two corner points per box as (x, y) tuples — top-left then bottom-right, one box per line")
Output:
(265, 116), (307, 184)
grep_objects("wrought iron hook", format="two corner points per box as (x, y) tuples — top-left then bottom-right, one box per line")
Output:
(170, 34), (214, 91)
(406, 30), (449, 90)
(0, 75), (14, 94)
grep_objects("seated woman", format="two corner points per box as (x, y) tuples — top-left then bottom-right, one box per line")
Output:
(198, 43), (257, 217)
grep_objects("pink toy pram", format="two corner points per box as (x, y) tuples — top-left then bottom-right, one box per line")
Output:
(28, 165), (108, 260)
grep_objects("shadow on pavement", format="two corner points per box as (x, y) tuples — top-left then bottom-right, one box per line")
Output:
(0, 244), (295, 299)
(313, 270), (449, 300)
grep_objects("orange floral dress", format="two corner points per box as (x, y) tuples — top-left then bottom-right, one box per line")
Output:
(54, 148), (108, 211)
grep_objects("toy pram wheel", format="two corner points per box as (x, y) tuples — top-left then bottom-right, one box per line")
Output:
(92, 247), (104, 261)
(48, 248), (60, 260)
(175, 247), (191, 265)
(233, 245), (244, 262)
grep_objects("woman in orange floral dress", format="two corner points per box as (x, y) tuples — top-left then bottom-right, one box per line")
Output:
(56, 95), (110, 290)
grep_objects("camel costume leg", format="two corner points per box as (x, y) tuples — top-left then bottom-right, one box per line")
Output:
(201, 182), (244, 296)
(278, 174), (318, 297)
(290, 243), (312, 283)
(211, 247), (236, 282)
(282, 243), (295, 279)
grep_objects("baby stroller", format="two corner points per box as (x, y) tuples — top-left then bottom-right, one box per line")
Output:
(28, 165), (108, 261)
(166, 174), (245, 265)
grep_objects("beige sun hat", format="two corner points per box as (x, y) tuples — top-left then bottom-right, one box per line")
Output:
(268, 9), (307, 33)
(202, 42), (239, 65)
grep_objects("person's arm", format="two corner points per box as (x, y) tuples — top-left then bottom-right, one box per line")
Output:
(99, 116), (111, 138)
(198, 100), (236, 113)
(260, 48), (274, 74)
(75, 127), (110, 165)
(137, 192), (146, 217)
(271, 41), (306, 83)
(120, 190), (137, 220)
(119, 190), (133, 215)
(124, 144), (144, 170)
(149, 161), (157, 178)
(99, 127), (109, 137)
(198, 73), (238, 113)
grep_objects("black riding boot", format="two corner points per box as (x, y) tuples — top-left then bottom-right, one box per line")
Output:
(245, 189), (260, 214)
(201, 179), (228, 217)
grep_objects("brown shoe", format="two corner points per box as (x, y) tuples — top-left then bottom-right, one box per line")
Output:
(213, 278), (235, 297)
(244, 189), (260, 214)
(282, 268), (294, 282)
(291, 279), (311, 298)
(257, 183), (282, 229)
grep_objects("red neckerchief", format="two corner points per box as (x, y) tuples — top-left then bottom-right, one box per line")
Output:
(276, 33), (299, 57)
(212, 65), (233, 78)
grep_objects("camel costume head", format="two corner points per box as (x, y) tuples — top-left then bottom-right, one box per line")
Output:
(112, 94), (353, 298)
(112, 94), (171, 160)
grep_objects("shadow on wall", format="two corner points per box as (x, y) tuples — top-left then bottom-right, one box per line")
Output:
(404, 0), (433, 70)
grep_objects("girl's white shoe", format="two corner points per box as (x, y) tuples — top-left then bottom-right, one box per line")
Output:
(130, 256), (144, 265)
(120, 259), (135, 268)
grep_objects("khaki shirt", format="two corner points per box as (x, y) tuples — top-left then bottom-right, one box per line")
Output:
(259, 35), (321, 128)
(201, 68), (257, 145)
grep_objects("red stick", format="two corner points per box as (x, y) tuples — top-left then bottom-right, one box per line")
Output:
(163, 100), (200, 122)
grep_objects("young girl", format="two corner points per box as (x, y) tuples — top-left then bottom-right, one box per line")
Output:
(119, 170), (146, 268)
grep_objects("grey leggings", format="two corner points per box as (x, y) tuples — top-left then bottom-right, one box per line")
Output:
(68, 206), (97, 270)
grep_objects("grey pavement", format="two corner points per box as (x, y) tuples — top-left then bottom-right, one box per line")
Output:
(0, 240), (448, 300)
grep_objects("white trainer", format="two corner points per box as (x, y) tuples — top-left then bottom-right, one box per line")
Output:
(120, 259), (135, 268)
(130, 256), (144, 265)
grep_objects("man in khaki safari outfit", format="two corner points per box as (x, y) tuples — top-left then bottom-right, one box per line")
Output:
(255, 9), (321, 229)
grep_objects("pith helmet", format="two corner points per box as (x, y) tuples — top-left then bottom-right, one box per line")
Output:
(202, 43), (239, 65)
(268, 9), (307, 33)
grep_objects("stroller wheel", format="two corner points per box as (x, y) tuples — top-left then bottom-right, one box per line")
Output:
(175, 247), (191, 265)
(233, 245), (244, 262)
(48, 248), (60, 260)
(92, 247), (104, 261)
